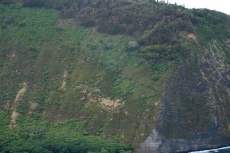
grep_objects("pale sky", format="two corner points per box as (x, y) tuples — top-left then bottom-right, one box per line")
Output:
(168, 0), (230, 15)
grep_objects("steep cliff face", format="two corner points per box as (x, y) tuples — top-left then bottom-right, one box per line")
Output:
(139, 40), (230, 152)
(0, 0), (230, 152)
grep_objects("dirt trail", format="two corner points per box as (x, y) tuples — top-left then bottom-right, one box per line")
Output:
(61, 71), (68, 90)
(14, 82), (27, 104)
(9, 111), (20, 128)
(9, 82), (27, 128)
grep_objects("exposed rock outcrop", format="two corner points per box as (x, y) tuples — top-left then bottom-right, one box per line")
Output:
(139, 41), (230, 152)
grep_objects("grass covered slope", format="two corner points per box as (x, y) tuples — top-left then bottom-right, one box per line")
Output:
(0, 3), (171, 151)
(0, 4), (133, 152)
(0, 0), (230, 152)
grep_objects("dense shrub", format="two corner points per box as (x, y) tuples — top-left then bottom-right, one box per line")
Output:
(0, 117), (134, 153)
(0, 0), (15, 5)
(6, 0), (195, 46)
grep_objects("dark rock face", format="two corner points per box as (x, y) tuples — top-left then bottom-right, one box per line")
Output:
(139, 129), (229, 153)
(139, 42), (230, 153)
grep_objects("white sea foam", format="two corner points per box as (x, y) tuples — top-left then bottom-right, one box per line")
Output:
(189, 146), (230, 153)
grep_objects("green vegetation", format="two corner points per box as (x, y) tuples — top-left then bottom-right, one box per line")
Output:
(0, 0), (230, 151)
(0, 3), (171, 150)
(0, 112), (133, 152)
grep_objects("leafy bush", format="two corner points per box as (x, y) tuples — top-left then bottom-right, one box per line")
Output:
(151, 75), (160, 81)
(128, 41), (140, 50)
(0, 116), (134, 153)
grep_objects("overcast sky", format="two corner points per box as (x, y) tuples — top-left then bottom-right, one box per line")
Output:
(168, 0), (230, 15)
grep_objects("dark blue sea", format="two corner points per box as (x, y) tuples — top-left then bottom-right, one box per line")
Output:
(189, 146), (230, 153)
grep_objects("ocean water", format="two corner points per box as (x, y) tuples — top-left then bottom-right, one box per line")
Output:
(189, 146), (230, 153)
